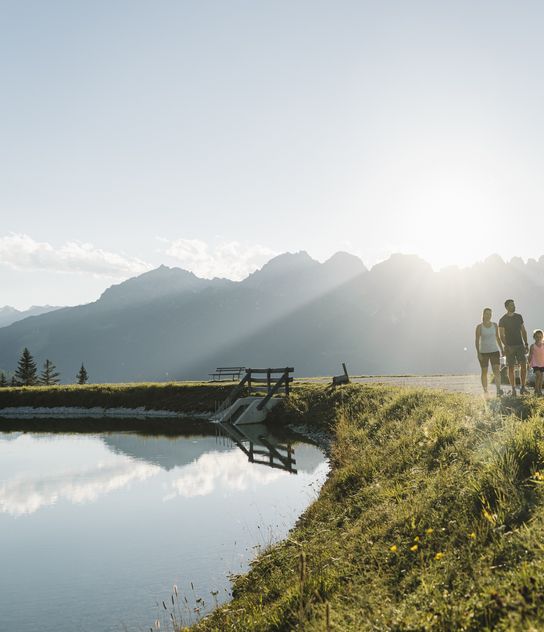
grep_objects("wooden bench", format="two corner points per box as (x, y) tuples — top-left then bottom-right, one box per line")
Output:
(208, 366), (246, 381)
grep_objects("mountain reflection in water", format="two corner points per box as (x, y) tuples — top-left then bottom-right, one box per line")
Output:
(0, 426), (327, 632)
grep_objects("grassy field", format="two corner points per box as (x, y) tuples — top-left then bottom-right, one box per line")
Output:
(180, 384), (544, 631)
(3, 381), (544, 629)
(0, 381), (232, 412)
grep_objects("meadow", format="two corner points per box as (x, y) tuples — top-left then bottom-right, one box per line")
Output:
(187, 384), (544, 631)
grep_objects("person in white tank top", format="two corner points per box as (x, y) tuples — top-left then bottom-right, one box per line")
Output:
(528, 329), (544, 395)
(475, 307), (504, 396)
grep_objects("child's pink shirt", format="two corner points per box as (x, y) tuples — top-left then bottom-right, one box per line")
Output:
(531, 342), (544, 368)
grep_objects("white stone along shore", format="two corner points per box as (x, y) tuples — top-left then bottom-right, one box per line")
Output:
(0, 406), (214, 420)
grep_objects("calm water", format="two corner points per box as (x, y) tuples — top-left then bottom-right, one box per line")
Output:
(0, 424), (328, 632)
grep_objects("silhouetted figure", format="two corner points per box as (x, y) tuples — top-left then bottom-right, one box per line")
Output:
(475, 307), (503, 397)
(528, 329), (544, 396)
(499, 299), (529, 396)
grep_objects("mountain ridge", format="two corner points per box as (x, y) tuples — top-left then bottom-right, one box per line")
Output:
(1, 251), (543, 381)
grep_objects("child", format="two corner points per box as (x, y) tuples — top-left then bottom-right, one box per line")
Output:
(528, 329), (544, 395)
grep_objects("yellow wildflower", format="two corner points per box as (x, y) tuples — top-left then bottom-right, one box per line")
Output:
(434, 552), (444, 560)
(414, 536), (420, 542)
(482, 507), (496, 525)
(410, 544), (418, 552)
(390, 545), (397, 553)
(426, 528), (434, 535)
(469, 532), (476, 540)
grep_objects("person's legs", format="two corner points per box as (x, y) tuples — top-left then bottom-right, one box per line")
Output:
(518, 347), (528, 394)
(536, 370), (543, 395)
(508, 366), (517, 394)
(506, 347), (517, 395)
(492, 363), (502, 395)
(480, 366), (488, 392)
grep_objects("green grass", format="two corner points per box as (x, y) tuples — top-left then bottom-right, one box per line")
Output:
(5, 380), (544, 629)
(0, 381), (233, 413)
(184, 384), (544, 631)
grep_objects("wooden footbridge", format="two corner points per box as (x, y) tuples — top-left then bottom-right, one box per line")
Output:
(212, 367), (294, 425)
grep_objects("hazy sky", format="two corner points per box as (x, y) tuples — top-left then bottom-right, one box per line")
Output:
(2, 1), (544, 309)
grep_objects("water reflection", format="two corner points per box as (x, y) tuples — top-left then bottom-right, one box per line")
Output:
(0, 425), (321, 516)
(0, 460), (160, 517)
(218, 422), (297, 473)
(0, 426), (327, 632)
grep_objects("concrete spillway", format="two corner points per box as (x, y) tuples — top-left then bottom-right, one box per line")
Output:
(211, 396), (282, 425)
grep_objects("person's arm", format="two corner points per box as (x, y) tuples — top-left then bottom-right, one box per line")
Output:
(475, 324), (481, 356)
(499, 325), (508, 348)
(528, 343), (534, 366)
(521, 323), (529, 348)
(495, 324), (504, 355)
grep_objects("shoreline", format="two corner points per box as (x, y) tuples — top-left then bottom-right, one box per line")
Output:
(0, 405), (213, 420)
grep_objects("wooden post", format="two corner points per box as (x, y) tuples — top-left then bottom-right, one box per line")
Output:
(284, 367), (290, 396)
(267, 369), (271, 393)
(247, 368), (252, 394)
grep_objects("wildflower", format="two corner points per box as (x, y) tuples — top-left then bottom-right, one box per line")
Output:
(414, 536), (420, 542)
(410, 544), (418, 552)
(469, 532), (476, 540)
(482, 507), (496, 525)
(426, 528), (434, 535)
(390, 545), (398, 553)
(434, 552), (444, 560)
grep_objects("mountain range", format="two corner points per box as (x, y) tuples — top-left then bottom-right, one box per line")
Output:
(1, 251), (543, 382)
(0, 305), (63, 329)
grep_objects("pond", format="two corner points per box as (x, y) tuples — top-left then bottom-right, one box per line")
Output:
(0, 423), (328, 632)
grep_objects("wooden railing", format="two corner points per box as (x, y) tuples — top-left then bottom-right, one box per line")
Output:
(214, 367), (294, 416)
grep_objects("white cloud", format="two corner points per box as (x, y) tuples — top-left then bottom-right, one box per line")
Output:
(165, 450), (287, 500)
(0, 461), (160, 516)
(0, 233), (152, 278)
(163, 237), (277, 280)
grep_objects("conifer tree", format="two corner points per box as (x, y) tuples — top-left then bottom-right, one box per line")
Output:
(39, 359), (60, 385)
(10, 376), (17, 387)
(15, 347), (38, 386)
(76, 363), (89, 385)
(0, 372), (7, 387)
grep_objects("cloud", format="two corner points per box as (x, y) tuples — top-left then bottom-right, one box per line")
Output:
(165, 449), (287, 499)
(0, 461), (160, 516)
(0, 233), (152, 278)
(162, 237), (277, 280)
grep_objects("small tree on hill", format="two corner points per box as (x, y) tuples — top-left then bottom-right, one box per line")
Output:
(0, 372), (7, 387)
(76, 363), (88, 385)
(15, 347), (38, 386)
(10, 376), (18, 387)
(40, 359), (60, 385)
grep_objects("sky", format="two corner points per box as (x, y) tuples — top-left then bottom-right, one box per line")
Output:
(2, 0), (544, 309)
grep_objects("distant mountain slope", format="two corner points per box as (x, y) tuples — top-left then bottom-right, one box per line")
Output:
(0, 253), (543, 382)
(0, 305), (63, 328)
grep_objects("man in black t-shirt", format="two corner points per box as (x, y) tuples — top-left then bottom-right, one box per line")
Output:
(499, 298), (529, 396)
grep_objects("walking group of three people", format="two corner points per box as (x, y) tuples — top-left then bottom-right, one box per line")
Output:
(475, 299), (544, 397)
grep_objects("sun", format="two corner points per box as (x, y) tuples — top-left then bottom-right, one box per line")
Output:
(396, 172), (509, 270)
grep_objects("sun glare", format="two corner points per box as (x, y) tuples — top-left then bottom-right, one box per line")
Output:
(397, 172), (509, 270)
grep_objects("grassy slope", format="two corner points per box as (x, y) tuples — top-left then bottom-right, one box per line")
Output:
(187, 384), (544, 631)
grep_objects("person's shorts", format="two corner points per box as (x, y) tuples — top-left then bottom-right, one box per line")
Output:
(505, 345), (527, 367)
(533, 367), (544, 373)
(479, 351), (500, 369)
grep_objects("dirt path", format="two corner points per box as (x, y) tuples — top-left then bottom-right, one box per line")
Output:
(298, 374), (484, 396)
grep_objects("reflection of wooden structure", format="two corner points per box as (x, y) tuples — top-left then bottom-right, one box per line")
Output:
(213, 367), (294, 424)
(218, 422), (297, 474)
